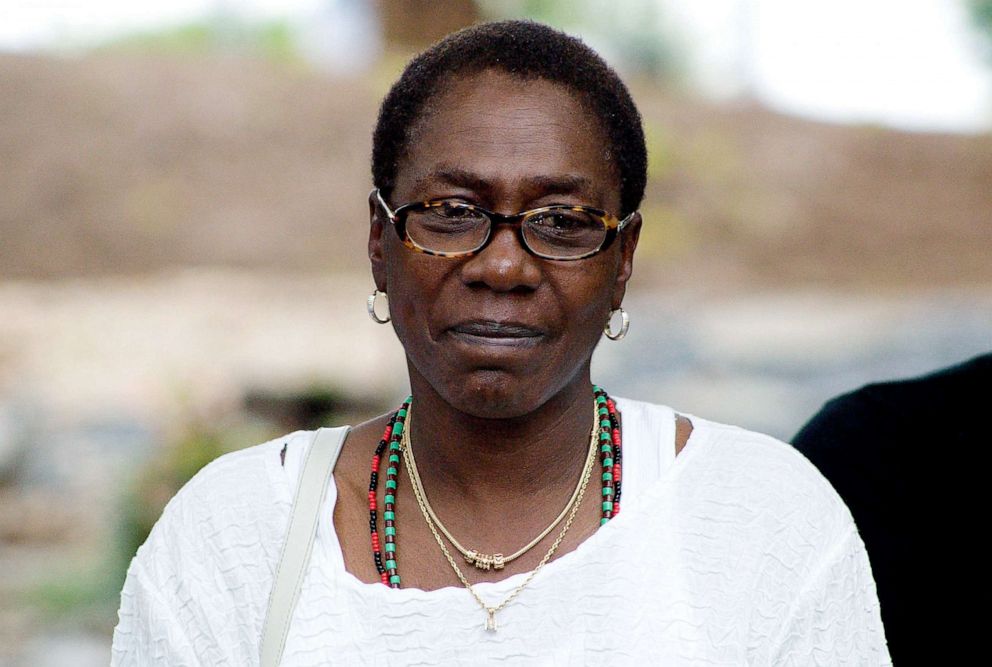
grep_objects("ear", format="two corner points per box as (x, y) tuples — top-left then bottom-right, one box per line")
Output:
(368, 190), (388, 292)
(611, 211), (641, 309)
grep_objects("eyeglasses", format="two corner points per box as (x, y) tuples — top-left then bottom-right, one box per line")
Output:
(373, 188), (635, 261)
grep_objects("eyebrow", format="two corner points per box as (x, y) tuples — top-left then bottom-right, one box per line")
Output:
(413, 166), (593, 199)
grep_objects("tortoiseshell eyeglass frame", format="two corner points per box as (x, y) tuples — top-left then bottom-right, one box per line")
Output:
(372, 188), (635, 261)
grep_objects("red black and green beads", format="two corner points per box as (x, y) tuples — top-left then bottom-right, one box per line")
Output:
(593, 385), (622, 525)
(368, 399), (410, 588)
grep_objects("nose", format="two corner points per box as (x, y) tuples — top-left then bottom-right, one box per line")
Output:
(459, 222), (542, 292)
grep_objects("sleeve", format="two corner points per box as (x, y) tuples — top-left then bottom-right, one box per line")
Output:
(770, 526), (891, 666)
(111, 558), (201, 666)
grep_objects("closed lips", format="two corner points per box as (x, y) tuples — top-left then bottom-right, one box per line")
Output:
(448, 321), (545, 344)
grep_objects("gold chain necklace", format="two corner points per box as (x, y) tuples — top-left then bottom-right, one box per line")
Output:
(400, 404), (599, 631)
(403, 411), (591, 571)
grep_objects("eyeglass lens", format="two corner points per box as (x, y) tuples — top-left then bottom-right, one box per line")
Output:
(403, 203), (608, 259)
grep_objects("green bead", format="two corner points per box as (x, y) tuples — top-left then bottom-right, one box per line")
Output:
(600, 517), (610, 526)
(385, 559), (397, 570)
(602, 487), (613, 496)
(397, 408), (407, 417)
(384, 511), (395, 520)
(385, 494), (395, 505)
(389, 454), (400, 463)
(603, 457), (613, 467)
(599, 432), (610, 441)
(600, 419), (611, 429)
(601, 443), (612, 453)
(385, 526), (396, 536)
(598, 406), (609, 416)
(602, 472), (613, 481)
(386, 467), (398, 478)
(389, 442), (401, 451)
(390, 575), (401, 584)
(386, 480), (397, 490)
(602, 500), (614, 512)
(385, 542), (396, 552)
(393, 423), (404, 435)
(596, 395), (606, 404)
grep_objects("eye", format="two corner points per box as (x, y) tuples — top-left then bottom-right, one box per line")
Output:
(410, 201), (488, 234)
(436, 201), (484, 220)
(528, 210), (592, 232)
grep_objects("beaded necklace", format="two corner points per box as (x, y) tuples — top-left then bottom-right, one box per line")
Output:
(366, 386), (622, 595)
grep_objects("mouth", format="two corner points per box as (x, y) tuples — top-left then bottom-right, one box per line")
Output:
(447, 320), (545, 347)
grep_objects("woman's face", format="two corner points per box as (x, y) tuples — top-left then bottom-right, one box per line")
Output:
(369, 69), (640, 418)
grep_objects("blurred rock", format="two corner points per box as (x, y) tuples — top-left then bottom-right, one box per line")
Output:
(0, 403), (28, 484)
(14, 631), (109, 667)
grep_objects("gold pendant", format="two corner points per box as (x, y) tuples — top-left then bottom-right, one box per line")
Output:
(465, 550), (506, 571)
(485, 608), (498, 632)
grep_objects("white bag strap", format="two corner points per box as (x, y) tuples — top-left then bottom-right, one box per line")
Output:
(260, 426), (349, 667)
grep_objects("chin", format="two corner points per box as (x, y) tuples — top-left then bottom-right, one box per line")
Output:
(443, 370), (546, 420)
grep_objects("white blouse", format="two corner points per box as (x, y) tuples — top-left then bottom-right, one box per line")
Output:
(112, 397), (890, 665)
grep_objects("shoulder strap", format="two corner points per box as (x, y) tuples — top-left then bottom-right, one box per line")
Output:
(260, 426), (349, 667)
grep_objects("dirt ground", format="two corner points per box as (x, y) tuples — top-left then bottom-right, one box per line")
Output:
(1, 52), (990, 288)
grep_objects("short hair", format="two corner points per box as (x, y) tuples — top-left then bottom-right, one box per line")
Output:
(371, 20), (648, 217)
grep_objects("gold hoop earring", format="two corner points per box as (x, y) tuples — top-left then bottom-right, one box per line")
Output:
(604, 307), (629, 340)
(367, 289), (390, 324)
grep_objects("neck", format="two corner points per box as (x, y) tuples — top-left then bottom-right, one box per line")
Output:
(404, 368), (597, 516)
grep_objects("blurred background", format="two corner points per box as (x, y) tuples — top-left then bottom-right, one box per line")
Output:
(0, 0), (990, 663)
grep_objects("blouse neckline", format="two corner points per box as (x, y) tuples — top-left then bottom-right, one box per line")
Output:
(311, 397), (707, 599)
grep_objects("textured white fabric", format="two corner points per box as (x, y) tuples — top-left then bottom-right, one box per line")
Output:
(112, 398), (891, 665)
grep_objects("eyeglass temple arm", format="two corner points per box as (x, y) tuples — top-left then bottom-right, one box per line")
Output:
(617, 211), (637, 231)
(372, 188), (397, 220)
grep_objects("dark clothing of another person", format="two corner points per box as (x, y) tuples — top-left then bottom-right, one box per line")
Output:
(792, 352), (990, 665)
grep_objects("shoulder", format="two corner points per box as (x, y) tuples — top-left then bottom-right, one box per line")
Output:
(793, 354), (992, 452)
(168, 430), (313, 515)
(689, 415), (851, 528)
(670, 417), (887, 657)
(615, 397), (853, 539)
(129, 430), (317, 577)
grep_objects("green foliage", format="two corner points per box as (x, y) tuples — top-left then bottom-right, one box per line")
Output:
(970, 0), (992, 59)
(21, 423), (232, 624)
(479, 0), (681, 78)
(24, 561), (119, 621)
(95, 16), (301, 63)
(971, 0), (992, 33)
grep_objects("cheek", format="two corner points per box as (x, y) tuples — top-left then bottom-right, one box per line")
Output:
(383, 246), (450, 346)
(553, 269), (616, 345)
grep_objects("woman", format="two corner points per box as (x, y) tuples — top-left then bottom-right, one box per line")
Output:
(112, 21), (890, 665)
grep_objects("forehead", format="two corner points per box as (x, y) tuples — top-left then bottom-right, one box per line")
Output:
(395, 70), (619, 207)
